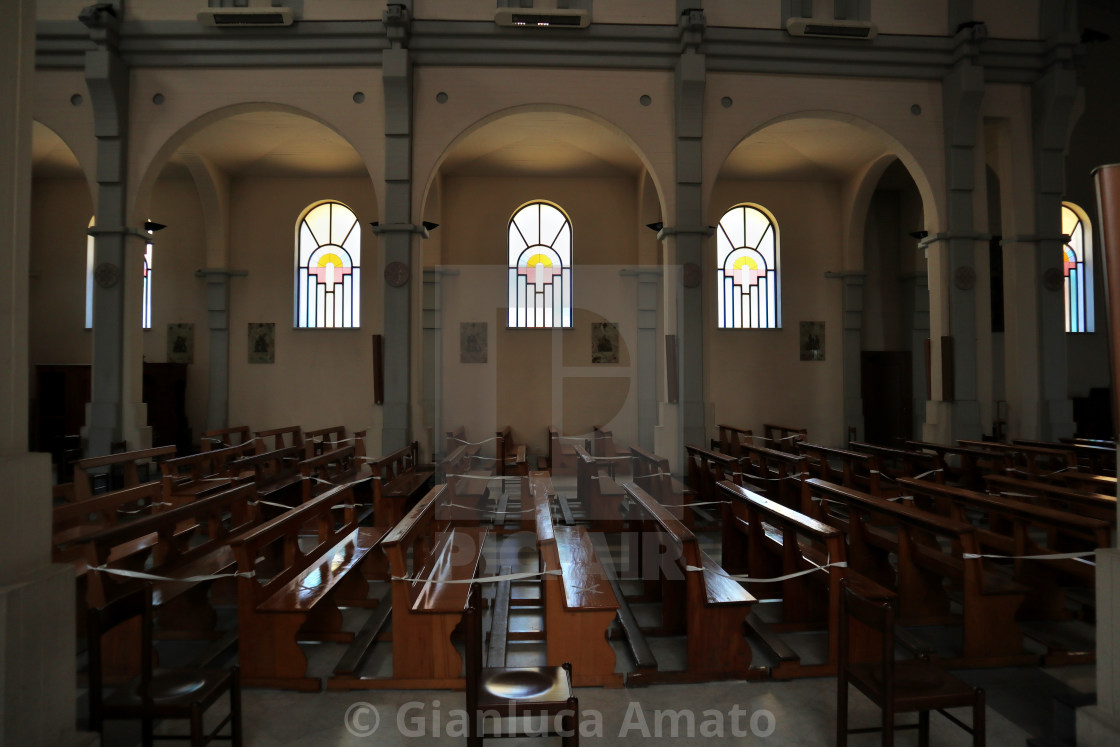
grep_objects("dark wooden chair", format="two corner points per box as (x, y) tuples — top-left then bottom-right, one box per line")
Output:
(464, 583), (578, 746)
(87, 584), (242, 746)
(837, 580), (984, 746)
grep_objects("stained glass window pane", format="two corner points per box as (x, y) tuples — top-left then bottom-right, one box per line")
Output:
(85, 217), (95, 329)
(717, 204), (781, 330)
(508, 201), (572, 329)
(295, 201), (361, 329)
(1063, 202), (1094, 333)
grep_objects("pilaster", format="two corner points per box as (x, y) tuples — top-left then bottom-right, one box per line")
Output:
(0, 0), (95, 743)
(83, 3), (148, 454)
(926, 22), (987, 443)
(380, 2), (414, 452)
(827, 272), (866, 443)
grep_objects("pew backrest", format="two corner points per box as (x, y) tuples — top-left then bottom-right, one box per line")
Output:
(200, 425), (252, 452)
(70, 445), (178, 504)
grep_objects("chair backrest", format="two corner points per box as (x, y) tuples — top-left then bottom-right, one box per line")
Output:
(839, 579), (894, 680)
(87, 585), (153, 729)
(463, 583), (482, 714)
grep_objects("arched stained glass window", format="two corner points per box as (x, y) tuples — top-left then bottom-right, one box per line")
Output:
(1062, 202), (1094, 333)
(142, 232), (152, 330)
(508, 201), (572, 328)
(295, 200), (361, 328)
(717, 203), (780, 329)
(85, 217), (152, 330)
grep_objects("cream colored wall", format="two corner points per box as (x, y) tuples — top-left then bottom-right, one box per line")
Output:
(872, 0), (948, 36)
(437, 174), (640, 457)
(703, 73), (946, 232)
(706, 179), (846, 445)
(226, 176), (382, 441)
(128, 68), (385, 223)
(142, 176), (211, 440)
(414, 67), (676, 223)
(28, 177), (93, 367)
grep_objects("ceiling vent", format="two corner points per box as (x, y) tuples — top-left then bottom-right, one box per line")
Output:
(786, 17), (876, 40)
(198, 3), (295, 28)
(495, 1), (589, 29)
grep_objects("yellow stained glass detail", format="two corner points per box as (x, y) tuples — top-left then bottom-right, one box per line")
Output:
(318, 253), (343, 267)
(733, 256), (758, 271)
(527, 253), (553, 268)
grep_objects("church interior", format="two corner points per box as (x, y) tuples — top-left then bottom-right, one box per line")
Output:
(4, 0), (1120, 744)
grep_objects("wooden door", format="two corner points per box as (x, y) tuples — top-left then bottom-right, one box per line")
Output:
(861, 351), (913, 446)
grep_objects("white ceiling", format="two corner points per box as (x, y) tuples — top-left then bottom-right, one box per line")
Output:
(32, 110), (895, 185)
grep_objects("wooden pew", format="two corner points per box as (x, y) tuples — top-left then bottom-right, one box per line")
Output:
(683, 443), (738, 527)
(228, 444), (305, 510)
(200, 425), (252, 452)
(897, 477), (1110, 636)
(630, 445), (694, 525)
(230, 482), (388, 691)
(377, 485), (488, 688)
(796, 441), (883, 496)
(591, 425), (622, 458)
(735, 441), (809, 512)
(574, 443), (626, 531)
(904, 440), (1004, 490)
(982, 474), (1117, 525)
(959, 439), (1078, 478)
(526, 471), (622, 686)
(620, 482), (758, 682)
(762, 423), (807, 453)
(1059, 471), (1117, 496)
(68, 445), (178, 504)
(367, 441), (435, 528)
(159, 441), (256, 508)
(439, 443), (497, 526)
(804, 477), (1033, 667)
(1018, 437), (1116, 476)
(53, 480), (168, 571)
(299, 444), (373, 508)
(496, 425), (528, 476)
(304, 425), (366, 458)
(850, 441), (944, 484)
(717, 479), (894, 678)
(548, 425), (580, 475)
(84, 482), (260, 678)
(254, 424), (303, 453)
(713, 423), (753, 459)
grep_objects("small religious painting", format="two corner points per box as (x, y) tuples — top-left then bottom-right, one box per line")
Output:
(460, 322), (487, 363)
(167, 323), (194, 364)
(248, 323), (275, 364)
(800, 321), (825, 361)
(592, 322), (619, 364)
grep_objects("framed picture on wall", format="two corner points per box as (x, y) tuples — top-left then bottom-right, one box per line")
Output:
(460, 322), (487, 363)
(248, 323), (275, 364)
(800, 321), (825, 361)
(592, 322), (619, 364)
(167, 322), (193, 364)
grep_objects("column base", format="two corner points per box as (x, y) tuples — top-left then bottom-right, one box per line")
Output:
(1, 563), (95, 746)
(1077, 706), (1120, 747)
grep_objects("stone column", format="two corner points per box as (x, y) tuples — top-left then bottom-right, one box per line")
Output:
(379, 3), (414, 452)
(658, 5), (709, 467)
(83, 4), (149, 455)
(923, 23), (987, 444)
(0, 0), (94, 743)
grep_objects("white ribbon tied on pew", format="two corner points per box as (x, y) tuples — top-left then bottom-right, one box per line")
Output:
(393, 568), (562, 585)
(685, 559), (848, 584)
(962, 550), (1097, 561)
(447, 435), (500, 447)
(91, 565), (256, 582)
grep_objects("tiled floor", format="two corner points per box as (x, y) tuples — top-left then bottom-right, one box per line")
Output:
(90, 476), (1099, 745)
